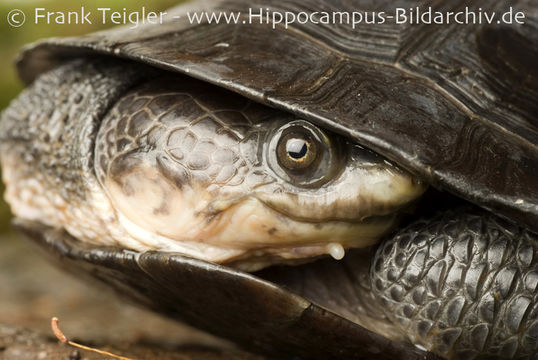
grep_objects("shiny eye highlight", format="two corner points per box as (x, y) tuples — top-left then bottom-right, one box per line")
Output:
(267, 120), (343, 187)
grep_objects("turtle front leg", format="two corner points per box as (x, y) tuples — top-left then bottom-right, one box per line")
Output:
(371, 208), (538, 359)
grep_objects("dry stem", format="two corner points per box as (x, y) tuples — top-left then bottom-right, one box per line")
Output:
(51, 317), (136, 360)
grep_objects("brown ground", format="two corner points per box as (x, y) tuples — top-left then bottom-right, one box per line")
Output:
(0, 231), (264, 360)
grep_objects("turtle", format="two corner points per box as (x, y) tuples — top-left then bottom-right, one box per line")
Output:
(1, 0), (537, 359)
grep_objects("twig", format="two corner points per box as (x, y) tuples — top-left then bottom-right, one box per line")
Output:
(51, 317), (136, 360)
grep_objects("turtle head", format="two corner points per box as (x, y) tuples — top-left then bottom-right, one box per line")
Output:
(93, 78), (426, 269)
(1, 61), (426, 270)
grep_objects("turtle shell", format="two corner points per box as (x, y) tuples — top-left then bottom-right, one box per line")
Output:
(15, 0), (538, 233)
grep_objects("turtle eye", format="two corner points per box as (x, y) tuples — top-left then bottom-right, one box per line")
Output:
(277, 129), (319, 171)
(268, 120), (342, 187)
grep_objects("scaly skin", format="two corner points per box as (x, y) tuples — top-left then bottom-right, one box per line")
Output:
(371, 209), (538, 359)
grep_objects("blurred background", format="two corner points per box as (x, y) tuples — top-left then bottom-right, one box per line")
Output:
(0, 0), (179, 228)
(0, 1), (260, 358)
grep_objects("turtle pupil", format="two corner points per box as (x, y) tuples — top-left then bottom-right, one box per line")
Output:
(286, 139), (308, 159)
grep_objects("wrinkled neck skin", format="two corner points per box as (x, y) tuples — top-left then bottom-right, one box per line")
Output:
(0, 58), (425, 271)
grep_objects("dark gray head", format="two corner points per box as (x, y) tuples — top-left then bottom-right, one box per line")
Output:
(0, 59), (424, 270)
